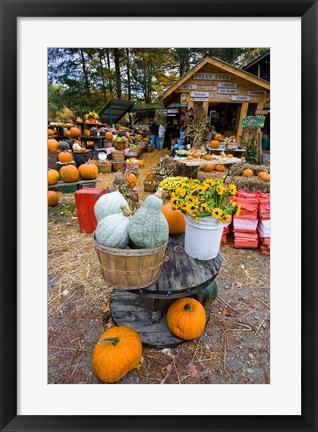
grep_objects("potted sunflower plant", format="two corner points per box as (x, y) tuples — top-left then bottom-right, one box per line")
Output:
(85, 110), (99, 124)
(170, 178), (241, 260)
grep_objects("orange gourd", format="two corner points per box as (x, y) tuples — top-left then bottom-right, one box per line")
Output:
(258, 171), (267, 180)
(60, 165), (79, 183)
(210, 140), (220, 149)
(204, 165), (215, 172)
(263, 173), (270, 182)
(215, 164), (225, 172)
(65, 129), (71, 137)
(48, 191), (59, 206)
(214, 133), (223, 141)
(167, 298), (206, 340)
(227, 154), (233, 158)
(48, 129), (54, 136)
(48, 169), (59, 185)
(69, 127), (81, 137)
(84, 129), (90, 136)
(192, 152), (200, 158)
(204, 154), (212, 161)
(162, 203), (186, 235)
(187, 155), (193, 160)
(48, 139), (59, 152)
(125, 172), (137, 188)
(78, 163), (98, 180)
(58, 151), (73, 163)
(86, 141), (94, 149)
(243, 169), (253, 177)
(92, 326), (142, 383)
(105, 131), (113, 141)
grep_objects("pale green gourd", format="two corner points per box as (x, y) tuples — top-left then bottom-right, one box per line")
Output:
(94, 191), (129, 223)
(95, 205), (131, 248)
(128, 188), (169, 248)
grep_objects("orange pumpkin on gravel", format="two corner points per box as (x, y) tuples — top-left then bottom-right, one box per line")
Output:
(48, 191), (59, 206)
(167, 298), (206, 340)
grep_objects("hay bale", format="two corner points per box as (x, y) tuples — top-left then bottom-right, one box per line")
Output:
(230, 163), (270, 177)
(229, 176), (270, 193)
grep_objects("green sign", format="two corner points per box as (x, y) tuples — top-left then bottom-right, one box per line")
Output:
(242, 116), (265, 128)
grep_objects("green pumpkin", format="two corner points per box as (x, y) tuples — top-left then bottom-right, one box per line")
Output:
(128, 188), (169, 249)
(95, 205), (131, 248)
(194, 281), (218, 306)
(58, 141), (70, 151)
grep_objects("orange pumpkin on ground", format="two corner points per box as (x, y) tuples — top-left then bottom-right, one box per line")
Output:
(69, 127), (81, 137)
(210, 140), (220, 149)
(48, 139), (59, 152)
(167, 298), (206, 340)
(215, 164), (225, 172)
(78, 163), (98, 180)
(162, 203), (186, 235)
(58, 151), (73, 163)
(204, 165), (215, 172)
(262, 173), (270, 182)
(243, 169), (254, 177)
(60, 165), (79, 183)
(48, 191), (59, 206)
(48, 169), (59, 185)
(84, 129), (90, 136)
(105, 131), (113, 141)
(92, 326), (142, 383)
(204, 154), (212, 161)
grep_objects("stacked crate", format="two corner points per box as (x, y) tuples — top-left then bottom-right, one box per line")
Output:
(258, 193), (270, 256)
(232, 191), (259, 249)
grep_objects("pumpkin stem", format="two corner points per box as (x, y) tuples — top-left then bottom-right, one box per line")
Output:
(98, 337), (120, 346)
(184, 303), (192, 312)
(120, 204), (132, 217)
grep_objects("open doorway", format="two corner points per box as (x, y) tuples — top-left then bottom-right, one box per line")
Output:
(208, 103), (240, 136)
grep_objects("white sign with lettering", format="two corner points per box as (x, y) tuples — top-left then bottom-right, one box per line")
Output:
(194, 73), (231, 80)
(197, 86), (217, 91)
(232, 95), (251, 101)
(218, 82), (237, 88)
(218, 88), (237, 94)
(247, 91), (266, 96)
(209, 94), (231, 99)
(190, 92), (209, 98)
(190, 97), (209, 102)
(180, 83), (197, 90)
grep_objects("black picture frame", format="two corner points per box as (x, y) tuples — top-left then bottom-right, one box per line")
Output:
(0, 1), (317, 431)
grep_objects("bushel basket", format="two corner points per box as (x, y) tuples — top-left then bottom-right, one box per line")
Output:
(93, 237), (168, 290)
(143, 179), (159, 192)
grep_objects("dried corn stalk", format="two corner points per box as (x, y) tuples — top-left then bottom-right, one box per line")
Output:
(186, 106), (209, 149)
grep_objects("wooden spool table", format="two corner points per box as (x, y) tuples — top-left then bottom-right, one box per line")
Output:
(110, 234), (222, 347)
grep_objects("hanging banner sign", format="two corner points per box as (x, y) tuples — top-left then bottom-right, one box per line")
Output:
(218, 82), (237, 88)
(247, 90), (267, 96)
(180, 83), (197, 90)
(197, 86), (217, 91)
(180, 93), (189, 106)
(190, 92), (209, 98)
(242, 116), (265, 128)
(194, 73), (231, 80)
(190, 97), (209, 102)
(218, 88), (237, 94)
(232, 95), (251, 101)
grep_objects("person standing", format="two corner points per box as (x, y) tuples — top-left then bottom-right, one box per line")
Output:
(150, 121), (160, 149)
(158, 124), (166, 150)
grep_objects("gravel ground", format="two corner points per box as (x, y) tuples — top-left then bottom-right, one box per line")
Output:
(48, 149), (270, 384)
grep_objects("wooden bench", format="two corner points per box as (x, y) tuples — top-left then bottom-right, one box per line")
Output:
(48, 179), (97, 191)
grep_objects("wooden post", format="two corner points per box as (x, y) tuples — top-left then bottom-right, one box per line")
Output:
(257, 101), (264, 109)
(237, 102), (249, 144)
(203, 101), (209, 117)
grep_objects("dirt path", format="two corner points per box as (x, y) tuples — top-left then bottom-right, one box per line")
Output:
(48, 149), (270, 384)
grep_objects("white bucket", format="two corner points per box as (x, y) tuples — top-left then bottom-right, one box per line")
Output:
(184, 214), (224, 260)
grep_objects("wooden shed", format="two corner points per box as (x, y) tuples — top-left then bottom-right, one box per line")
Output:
(160, 55), (270, 143)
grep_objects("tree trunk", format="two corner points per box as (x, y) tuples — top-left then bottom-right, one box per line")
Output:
(98, 49), (107, 102)
(79, 49), (91, 100)
(126, 48), (131, 100)
(105, 48), (113, 94)
(113, 48), (122, 98)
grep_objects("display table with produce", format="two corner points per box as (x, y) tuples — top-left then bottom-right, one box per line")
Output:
(109, 234), (222, 347)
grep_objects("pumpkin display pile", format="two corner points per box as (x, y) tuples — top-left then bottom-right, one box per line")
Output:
(229, 163), (270, 193)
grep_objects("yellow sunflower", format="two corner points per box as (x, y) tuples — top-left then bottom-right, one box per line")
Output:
(212, 208), (223, 219)
(228, 184), (237, 196)
(236, 204), (242, 217)
(216, 185), (225, 196)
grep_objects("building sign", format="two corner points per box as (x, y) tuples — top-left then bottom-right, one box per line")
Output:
(194, 73), (231, 80)
(180, 93), (189, 106)
(197, 86), (217, 91)
(180, 83), (197, 90)
(232, 95), (251, 101)
(218, 88), (237, 94)
(209, 94), (230, 99)
(247, 90), (266, 96)
(190, 92), (209, 98)
(242, 116), (265, 128)
(255, 109), (269, 115)
(190, 97), (209, 102)
(263, 93), (270, 108)
(218, 82), (237, 88)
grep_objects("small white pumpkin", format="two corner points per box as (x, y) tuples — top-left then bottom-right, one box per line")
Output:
(128, 188), (169, 249)
(95, 205), (131, 248)
(94, 191), (129, 223)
